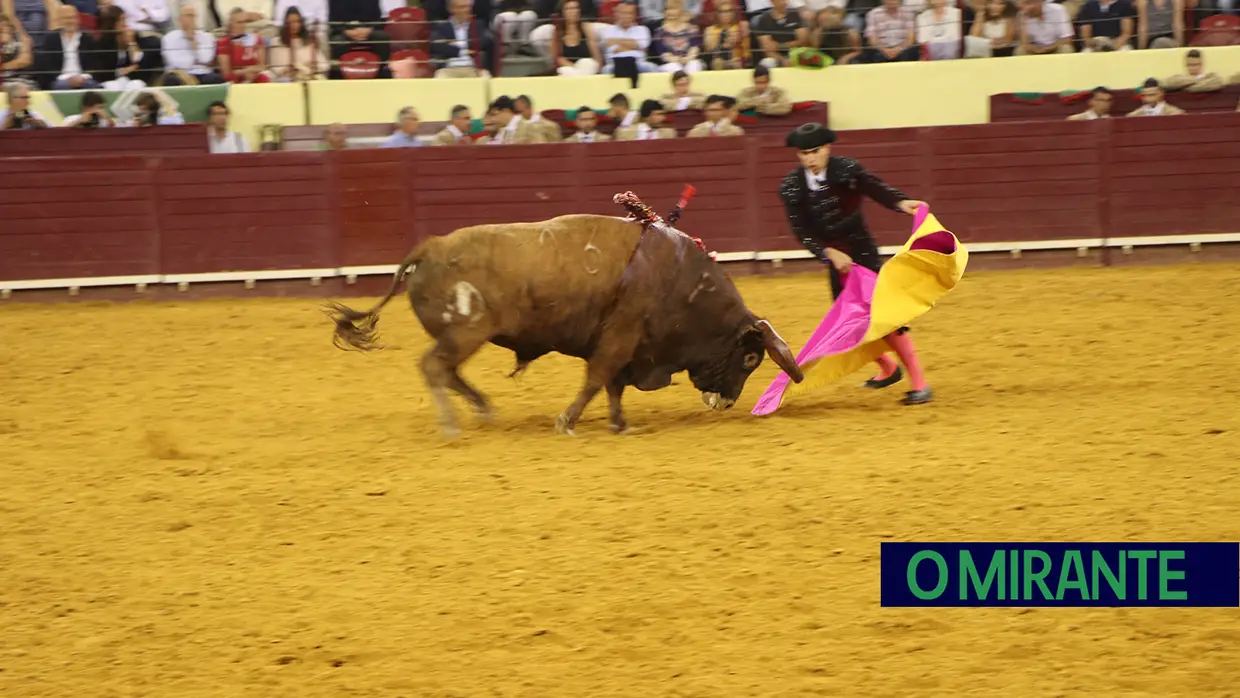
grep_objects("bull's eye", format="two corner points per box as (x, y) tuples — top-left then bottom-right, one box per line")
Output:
(742, 352), (760, 370)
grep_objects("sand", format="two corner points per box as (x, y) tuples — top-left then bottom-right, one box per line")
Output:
(2, 263), (1239, 697)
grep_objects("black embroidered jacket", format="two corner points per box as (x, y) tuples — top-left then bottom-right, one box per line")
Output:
(778, 156), (907, 268)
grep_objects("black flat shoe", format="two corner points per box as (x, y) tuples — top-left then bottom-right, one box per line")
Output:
(901, 388), (934, 405)
(863, 366), (903, 389)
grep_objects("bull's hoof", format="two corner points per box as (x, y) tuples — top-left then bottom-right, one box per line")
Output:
(554, 413), (577, 437)
(608, 422), (633, 435)
(440, 425), (462, 440)
(474, 407), (498, 425)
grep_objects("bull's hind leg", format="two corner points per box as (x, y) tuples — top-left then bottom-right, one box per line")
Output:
(420, 328), (492, 438)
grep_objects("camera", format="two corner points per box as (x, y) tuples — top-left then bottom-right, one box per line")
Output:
(81, 112), (102, 128)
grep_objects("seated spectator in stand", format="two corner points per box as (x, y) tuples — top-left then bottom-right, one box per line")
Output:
(640, 0), (704, 28)
(863, 0), (919, 62)
(554, 0), (601, 75)
(484, 95), (545, 143)
(217, 7), (271, 83)
(613, 98), (676, 139)
(433, 104), (474, 144)
(493, 0), (538, 55)
(656, 0), (704, 72)
(0, 81), (48, 128)
(514, 94), (561, 141)
(564, 105), (610, 141)
(964, 0), (1015, 57)
(1, 13), (35, 85)
(735, 64), (791, 115)
(607, 91), (638, 127)
(431, 0), (491, 78)
(131, 89), (186, 125)
(1066, 85), (1113, 119)
(702, 2), (750, 69)
(321, 122), (349, 149)
(95, 5), (156, 89)
(535, 0), (597, 18)
(381, 105), (424, 147)
(687, 94), (744, 137)
(599, 2), (657, 73)
(328, 0), (392, 73)
(1077, 0), (1135, 51)
(269, 6), (328, 81)
(1129, 77), (1184, 115)
(113, 0), (171, 34)
(62, 89), (116, 126)
(1136, 0), (1181, 48)
(811, 7), (862, 65)
(207, 100), (250, 152)
(6, 0), (59, 40)
(917, 0), (962, 58)
(38, 6), (102, 90)
(660, 69), (705, 111)
(1163, 49), (1223, 92)
(161, 5), (225, 84)
(476, 105), (500, 143)
(275, 0), (329, 44)
(1015, 0), (1073, 54)
(754, 0), (807, 67)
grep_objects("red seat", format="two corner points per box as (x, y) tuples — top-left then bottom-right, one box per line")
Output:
(339, 50), (381, 79)
(389, 48), (434, 78)
(1199, 13), (1240, 30)
(387, 6), (429, 51)
(1189, 16), (1240, 46)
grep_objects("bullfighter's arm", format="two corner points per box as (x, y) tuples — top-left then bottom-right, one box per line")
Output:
(844, 157), (907, 211)
(779, 175), (830, 263)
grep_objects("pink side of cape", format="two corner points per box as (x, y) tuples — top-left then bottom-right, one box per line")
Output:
(750, 264), (880, 416)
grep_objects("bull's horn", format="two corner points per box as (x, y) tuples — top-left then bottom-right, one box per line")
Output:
(755, 320), (804, 383)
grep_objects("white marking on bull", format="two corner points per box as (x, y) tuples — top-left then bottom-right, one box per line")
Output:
(539, 227), (556, 245)
(449, 281), (484, 324)
(583, 237), (602, 275)
(442, 311), (453, 322)
(687, 272), (717, 303)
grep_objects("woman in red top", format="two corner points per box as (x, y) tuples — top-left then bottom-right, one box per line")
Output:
(216, 8), (271, 83)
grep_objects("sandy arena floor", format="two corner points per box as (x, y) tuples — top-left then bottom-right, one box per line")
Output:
(2, 263), (1240, 697)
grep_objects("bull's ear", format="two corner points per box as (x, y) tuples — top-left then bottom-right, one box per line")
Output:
(754, 320), (803, 383)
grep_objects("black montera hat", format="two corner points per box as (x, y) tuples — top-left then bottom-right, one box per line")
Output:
(785, 122), (836, 149)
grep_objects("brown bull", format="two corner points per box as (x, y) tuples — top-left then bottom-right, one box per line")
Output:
(324, 212), (803, 437)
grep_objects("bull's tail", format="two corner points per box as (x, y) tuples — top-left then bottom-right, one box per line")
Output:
(323, 244), (424, 352)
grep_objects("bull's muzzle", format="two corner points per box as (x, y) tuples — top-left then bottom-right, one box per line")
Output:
(702, 392), (735, 411)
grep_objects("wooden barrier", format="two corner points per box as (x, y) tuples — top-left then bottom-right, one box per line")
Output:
(0, 124), (209, 157)
(3, 113), (1240, 294)
(989, 86), (1240, 122)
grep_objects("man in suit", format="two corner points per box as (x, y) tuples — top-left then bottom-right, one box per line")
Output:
(481, 95), (545, 144)
(613, 99), (677, 140)
(38, 5), (102, 90)
(659, 70), (706, 112)
(1128, 78), (1185, 117)
(433, 105), (477, 145)
(1067, 86), (1114, 120)
(687, 95), (744, 137)
(515, 94), (561, 141)
(735, 65), (793, 116)
(431, 0), (493, 78)
(563, 106), (610, 142)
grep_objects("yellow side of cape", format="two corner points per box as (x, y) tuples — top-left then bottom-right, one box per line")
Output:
(779, 211), (968, 400)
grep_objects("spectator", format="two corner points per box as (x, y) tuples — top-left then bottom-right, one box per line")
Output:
(275, 0), (329, 44)
(607, 91), (638, 127)
(1129, 77), (1184, 115)
(1015, 0), (1073, 54)
(964, 0), (1016, 57)
(432, 104), (474, 144)
(161, 5), (225, 84)
(61, 89), (116, 126)
(514, 94), (561, 141)
(702, 1), (751, 69)
(660, 69), (705, 111)
(687, 94), (744, 137)
(95, 5), (154, 89)
(811, 7), (862, 65)
(917, 0), (962, 58)
(321, 121), (349, 149)
(131, 90), (186, 126)
(863, 0), (918, 62)
(485, 95), (545, 143)
(1066, 85), (1113, 119)
(493, 0), (538, 55)
(206, 100), (250, 152)
(6, 0), (58, 38)
(0, 81), (48, 128)
(37, 6), (102, 90)
(656, 0), (703, 71)
(553, 0), (601, 75)
(1077, 0), (1135, 51)
(381, 106), (424, 147)
(640, 0), (704, 26)
(613, 98), (676, 139)
(735, 64), (792, 115)
(535, 0), (598, 19)
(269, 6), (328, 81)
(1136, 0), (1181, 49)
(754, 0), (807, 67)
(328, 0), (392, 71)
(477, 105), (499, 142)
(1, 12), (34, 85)
(1163, 49), (1223, 92)
(112, 0), (170, 34)
(431, 0), (491, 78)
(599, 2), (656, 73)
(564, 105), (610, 141)
(217, 7), (270, 83)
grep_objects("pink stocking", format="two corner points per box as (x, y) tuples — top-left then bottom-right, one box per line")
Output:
(885, 332), (927, 391)
(873, 353), (898, 380)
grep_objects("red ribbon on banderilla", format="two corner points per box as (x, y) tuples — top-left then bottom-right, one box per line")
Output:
(612, 185), (715, 260)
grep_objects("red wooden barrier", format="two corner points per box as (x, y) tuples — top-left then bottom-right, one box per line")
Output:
(3, 113), (1240, 289)
(0, 124), (209, 157)
(989, 86), (1240, 122)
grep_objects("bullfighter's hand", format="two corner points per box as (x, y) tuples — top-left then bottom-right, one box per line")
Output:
(898, 199), (927, 215)
(825, 248), (852, 273)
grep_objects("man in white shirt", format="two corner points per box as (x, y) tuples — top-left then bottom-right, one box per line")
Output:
(1067, 86), (1114, 120)
(112, 0), (172, 34)
(0, 82), (50, 130)
(160, 4), (225, 84)
(1015, 0), (1074, 54)
(62, 91), (117, 127)
(563, 106), (611, 142)
(206, 100), (251, 153)
(41, 6), (102, 91)
(599, 2), (657, 74)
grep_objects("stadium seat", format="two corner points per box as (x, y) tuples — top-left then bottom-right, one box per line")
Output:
(387, 6), (429, 52)
(390, 49), (434, 78)
(1190, 15), (1240, 46)
(339, 50), (382, 79)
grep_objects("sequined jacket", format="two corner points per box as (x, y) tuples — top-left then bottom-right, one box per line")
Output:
(778, 156), (907, 266)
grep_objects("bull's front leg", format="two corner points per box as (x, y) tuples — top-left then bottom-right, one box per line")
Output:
(606, 377), (628, 434)
(557, 349), (633, 436)
(555, 376), (604, 436)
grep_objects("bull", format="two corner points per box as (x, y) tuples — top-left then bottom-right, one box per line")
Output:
(324, 196), (803, 437)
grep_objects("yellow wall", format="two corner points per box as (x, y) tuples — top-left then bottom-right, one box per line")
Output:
(229, 82), (306, 150)
(304, 77), (489, 124)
